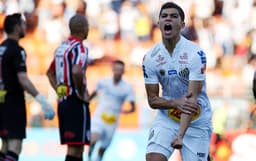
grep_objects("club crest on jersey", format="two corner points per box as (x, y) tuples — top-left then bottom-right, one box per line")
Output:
(155, 54), (166, 67)
(179, 52), (188, 64)
(178, 67), (189, 80)
(159, 69), (165, 76)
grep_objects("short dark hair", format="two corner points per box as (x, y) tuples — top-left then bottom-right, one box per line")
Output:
(159, 2), (185, 21)
(113, 60), (125, 66)
(4, 13), (23, 34)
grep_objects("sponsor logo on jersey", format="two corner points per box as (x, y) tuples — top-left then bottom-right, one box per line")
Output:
(197, 152), (206, 158)
(201, 64), (206, 74)
(197, 50), (207, 64)
(179, 52), (188, 64)
(155, 54), (167, 67)
(151, 47), (160, 57)
(142, 65), (148, 78)
(179, 52), (188, 59)
(155, 54), (164, 63)
(168, 70), (177, 75)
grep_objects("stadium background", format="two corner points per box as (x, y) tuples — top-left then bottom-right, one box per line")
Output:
(0, 0), (256, 161)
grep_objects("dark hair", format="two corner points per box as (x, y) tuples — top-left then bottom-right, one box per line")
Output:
(159, 2), (185, 21)
(113, 60), (125, 66)
(4, 13), (23, 34)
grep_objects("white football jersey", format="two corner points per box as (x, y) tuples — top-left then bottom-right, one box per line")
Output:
(142, 36), (212, 128)
(93, 78), (135, 117)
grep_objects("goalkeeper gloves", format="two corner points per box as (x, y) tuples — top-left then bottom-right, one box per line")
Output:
(35, 94), (55, 120)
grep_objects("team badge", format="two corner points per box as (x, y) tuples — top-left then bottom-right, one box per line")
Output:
(159, 69), (165, 76)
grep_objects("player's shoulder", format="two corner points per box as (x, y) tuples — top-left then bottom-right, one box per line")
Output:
(120, 79), (133, 91)
(181, 36), (201, 51)
(181, 36), (206, 59)
(143, 42), (162, 64)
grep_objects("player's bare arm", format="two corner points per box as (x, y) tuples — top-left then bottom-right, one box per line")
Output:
(122, 101), (136, 114)
(46, 68), (57, 91)
(145, 84), (197, 114)
(89, 90), (97, 101)
(72, 64), (86, 101)
(186, 80), (203, 107)
(17, 72), (39, 97)
(19, 71), (55, 120)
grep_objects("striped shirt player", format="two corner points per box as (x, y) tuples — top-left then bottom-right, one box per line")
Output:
(48, 36), (90, 145)
(142, 36), (213, 160)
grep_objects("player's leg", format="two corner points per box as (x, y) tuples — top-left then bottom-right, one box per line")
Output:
(94, 125), (115, 161)
(60, 94), (90, 161)
(180, 127), (212, 161)
(65, 145), (84, 161)
(146, 150), (169, 161)
(146, 125), (177, 161)
(88, 132), (100, 160)
(171, 113), (193, 149)
(2, 98), (26, 161)
(5, 139), (22, 161)
(0, 139), (7, 161)
(94, 146), (106, 161)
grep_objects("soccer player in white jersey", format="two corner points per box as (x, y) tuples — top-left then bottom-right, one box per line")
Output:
(88, 60), (136, 161)
(142, 2), (213, 161)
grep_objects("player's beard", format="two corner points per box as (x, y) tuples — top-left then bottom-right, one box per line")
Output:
(83, 33), (88, 39)
(19, 31), (25, 38)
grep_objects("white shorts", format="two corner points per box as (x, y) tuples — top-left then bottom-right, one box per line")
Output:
(146, 122), (212, 161)
(91, 116), (118, 148)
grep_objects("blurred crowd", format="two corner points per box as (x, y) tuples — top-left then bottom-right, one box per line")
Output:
(0, 0), (255, 130)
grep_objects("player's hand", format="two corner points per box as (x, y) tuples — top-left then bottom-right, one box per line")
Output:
(175, 93), (198, 114)
(35, 94), (55, 120)
(41, 103), (55, 120)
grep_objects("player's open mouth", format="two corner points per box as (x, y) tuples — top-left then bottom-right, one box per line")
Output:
(164, 24), (172, 34)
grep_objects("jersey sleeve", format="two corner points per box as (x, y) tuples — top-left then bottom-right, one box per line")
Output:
(189, 48), (207, 81)
(95, 79), (105, 92)
(48, 58), (56, 71)
(142, 52), (159, 84)
(14, 49), (27, 72)
(72, 43), (88, 67)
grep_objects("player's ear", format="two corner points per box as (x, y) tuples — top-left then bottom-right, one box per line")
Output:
(181, 21), (185, 28)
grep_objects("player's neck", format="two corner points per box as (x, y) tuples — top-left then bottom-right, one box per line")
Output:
(113, 78), (121, 85)
(163, 35), (180, 56)
(7, 34), (19, 42)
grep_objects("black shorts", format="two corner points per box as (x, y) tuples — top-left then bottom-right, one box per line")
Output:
(0, 94), (26, 139)
(58, 94), (90, 145)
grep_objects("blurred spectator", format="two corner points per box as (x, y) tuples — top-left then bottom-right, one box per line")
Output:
(254, 70), (256, 100)
(119, 1), (138, 41)
(98, 4), (119, 40)
(134, 2), (151, 41)
(213, 15), (234, 56)
(41, 0), (69, 46)
(76, 0), (87, 16)
(181, 15), (198, 42)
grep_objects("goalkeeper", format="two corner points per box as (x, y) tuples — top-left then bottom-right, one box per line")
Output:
(0, 13), (55, 161)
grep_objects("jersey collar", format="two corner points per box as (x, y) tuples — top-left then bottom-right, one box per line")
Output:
(68, 36), (82, 42)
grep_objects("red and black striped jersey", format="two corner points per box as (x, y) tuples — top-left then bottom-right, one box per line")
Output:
(49, 36), (89, 96)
